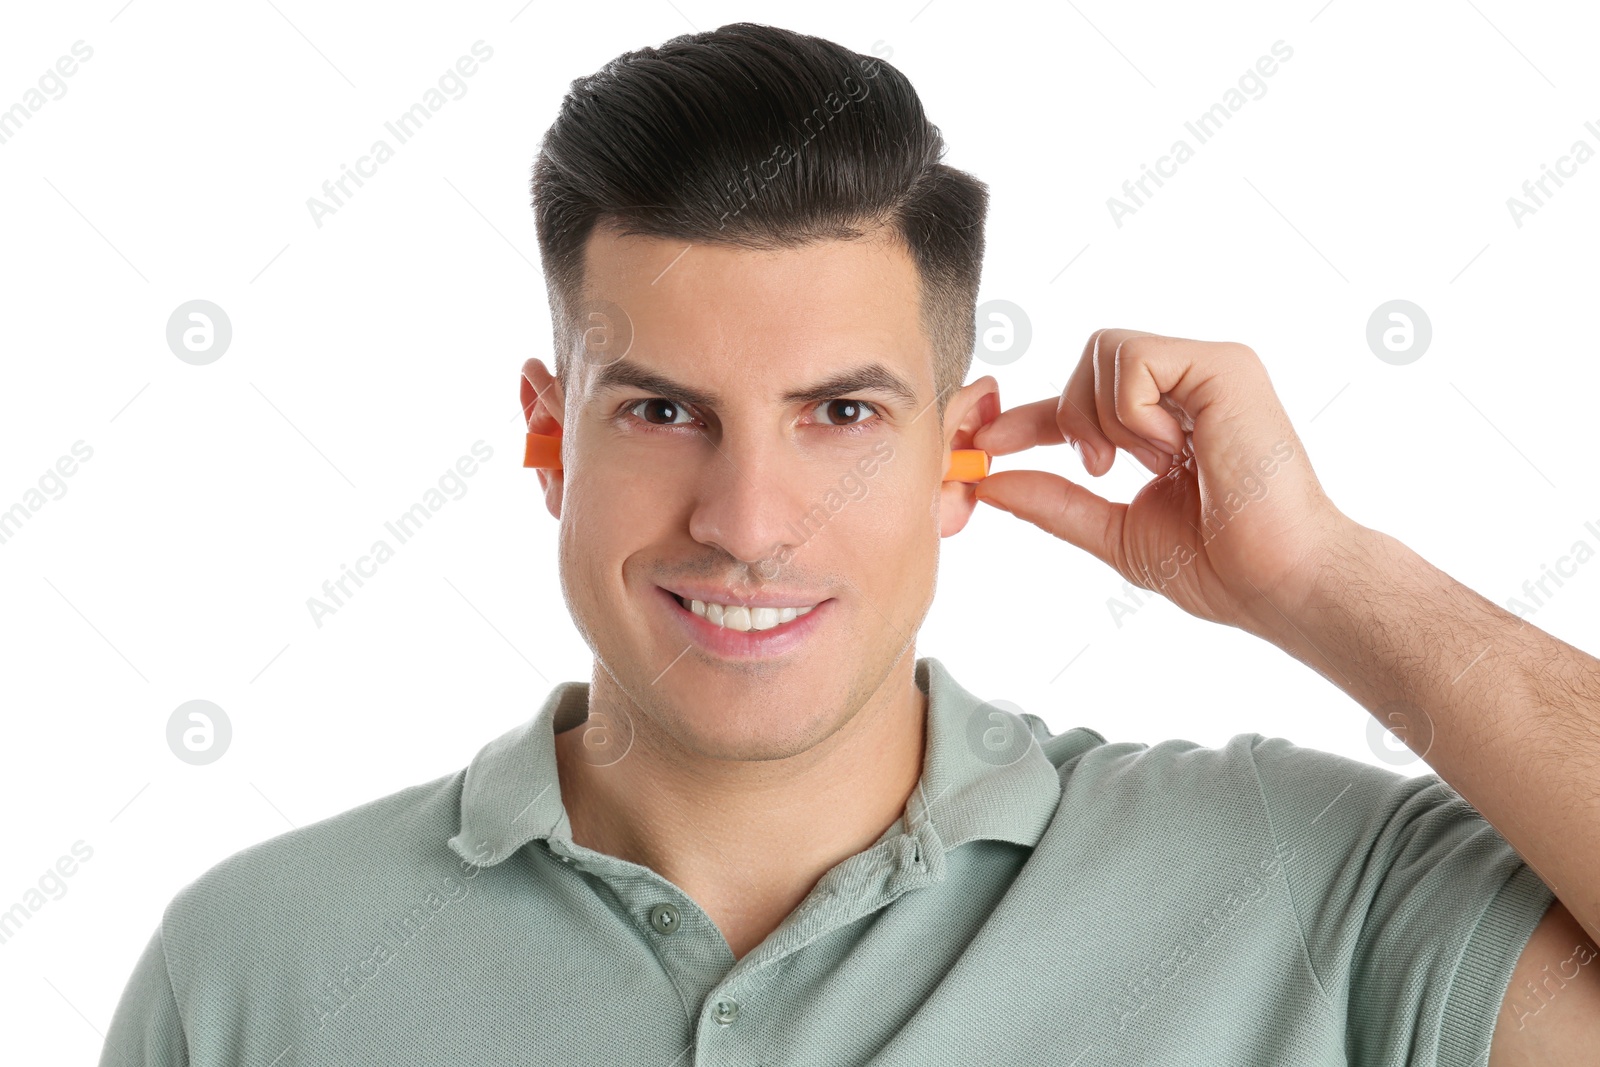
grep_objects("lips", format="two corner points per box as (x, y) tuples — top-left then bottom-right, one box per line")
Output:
(658, 585), (830, 658)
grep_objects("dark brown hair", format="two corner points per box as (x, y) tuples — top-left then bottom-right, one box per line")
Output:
(530, 22), (988, 422)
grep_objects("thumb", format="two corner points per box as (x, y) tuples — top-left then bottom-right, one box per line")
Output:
(974, 469), (1125, 569)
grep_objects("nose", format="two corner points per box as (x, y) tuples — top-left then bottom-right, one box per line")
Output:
(685, 436), (822, 571)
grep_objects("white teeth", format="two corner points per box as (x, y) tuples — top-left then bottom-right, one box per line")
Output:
(686, 597), (817, 631)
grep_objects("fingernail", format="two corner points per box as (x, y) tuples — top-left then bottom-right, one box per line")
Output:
(1132, 445), (1163, 472)
(1072, 440), (1092, 471)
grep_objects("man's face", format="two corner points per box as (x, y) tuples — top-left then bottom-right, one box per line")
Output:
(525, 225), (994, 763)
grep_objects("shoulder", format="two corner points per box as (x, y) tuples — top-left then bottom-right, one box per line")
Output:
(1037, 727), (1435, 843)
(157, 769), (467, 984)
(1037, 724), (1266, 794)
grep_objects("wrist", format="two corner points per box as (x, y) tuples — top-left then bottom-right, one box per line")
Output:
(1241, 514), (1396, 652)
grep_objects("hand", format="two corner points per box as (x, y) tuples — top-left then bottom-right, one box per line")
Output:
(972, 328), (1359, 637)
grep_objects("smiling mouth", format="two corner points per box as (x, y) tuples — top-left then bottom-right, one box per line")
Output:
(668, 592), (819, 633)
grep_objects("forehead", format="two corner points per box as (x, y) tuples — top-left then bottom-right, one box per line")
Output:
(572, 225), (932, 393)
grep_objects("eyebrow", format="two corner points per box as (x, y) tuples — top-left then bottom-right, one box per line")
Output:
(588, 360), (921, 409)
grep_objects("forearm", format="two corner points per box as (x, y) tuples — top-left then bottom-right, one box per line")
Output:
(1258, 522), (1600, 944)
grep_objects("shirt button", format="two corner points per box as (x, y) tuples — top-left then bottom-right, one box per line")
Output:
(648, 902), (682, 935)
(711, 998), (740, 1026)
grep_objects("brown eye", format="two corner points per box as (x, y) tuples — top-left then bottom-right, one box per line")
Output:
(628, 398), (693, 426)
(815, 399), (879, 426)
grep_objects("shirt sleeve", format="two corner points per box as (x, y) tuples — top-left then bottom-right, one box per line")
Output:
(1247, 734), (1556, 1067)
(99, 921), (189, 1067)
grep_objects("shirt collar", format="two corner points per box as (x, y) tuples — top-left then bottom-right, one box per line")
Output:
(448, 655), (1066, 869)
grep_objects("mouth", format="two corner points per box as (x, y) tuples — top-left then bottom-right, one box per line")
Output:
(667, 591), (820, 632)
(658, 586), (832, 658)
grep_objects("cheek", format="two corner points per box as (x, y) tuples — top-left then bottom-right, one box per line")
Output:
(836, 478), (938, 564)
(559, 481), (640, 589)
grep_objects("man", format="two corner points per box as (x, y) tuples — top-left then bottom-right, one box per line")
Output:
(102, 21), (1598, 1066)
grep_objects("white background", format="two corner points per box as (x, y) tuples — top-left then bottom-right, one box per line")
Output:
(1, 0), (1596, 1057)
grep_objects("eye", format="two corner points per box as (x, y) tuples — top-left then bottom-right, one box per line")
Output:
(624, 398), (697, 427)
(813, 399), (881, 428)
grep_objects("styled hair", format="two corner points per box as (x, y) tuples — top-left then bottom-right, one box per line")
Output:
(530, 22), (988, 423)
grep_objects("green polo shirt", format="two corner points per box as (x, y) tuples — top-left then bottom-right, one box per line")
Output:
(101, 656), (1554, 1066)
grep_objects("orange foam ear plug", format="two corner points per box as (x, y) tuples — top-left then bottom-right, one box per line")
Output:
(524, 432), (562, 469)
(945, 448), (989, 482)
(524, 433), (987, 481)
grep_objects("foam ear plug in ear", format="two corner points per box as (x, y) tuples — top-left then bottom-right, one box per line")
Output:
(524, 432), (562, 469)
(944, 448), (989, 482)
(525, 433), (987, 481)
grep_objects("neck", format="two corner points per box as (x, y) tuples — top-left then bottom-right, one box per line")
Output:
(553, 654), (928, 959)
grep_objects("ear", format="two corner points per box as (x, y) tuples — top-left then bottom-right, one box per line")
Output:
(939, 375), (1001, 538)
(520, 358), (565, 521)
